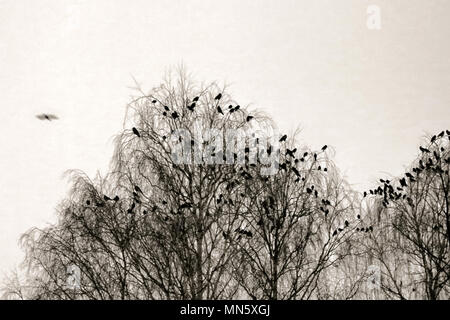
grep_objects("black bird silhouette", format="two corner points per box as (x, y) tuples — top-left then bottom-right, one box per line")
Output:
(132, 127), (141, 137)
(286, 148), (296, 157)
(151, 99), (157, 104)
(86, 200), (91, 205)
(321, 145), (327, 151)
(246, 115), (254, 122)
(399, 178), (407, 187)
(215, 93), (222, 100)
(171, 111), (179, 119)
(127, 202), (136, 214)
(164, 105), (170, 111)
(345, 220), (349, 227)
(333, 230), (337, 236)
(187, 103), (196, 111)
(357, 214), (361, 219)
(292, 167), (300, 177)
(363, 191), (367, 197)
(104, 195), (112, 201)
(446, 130), (450, 135)
(431, 135), (437, 143)
(279, 135), (287, 142)
(405, 172), (414, 179)
(217, 106), (224, 115)
(113, 196), (119, 201)
(36, 114), (58, 121)
(419, 146), (430, 153)
(192, 96), (199, 102)
(438, 130), (445, 138)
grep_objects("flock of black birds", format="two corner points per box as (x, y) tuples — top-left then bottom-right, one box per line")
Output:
(48, 100), (450, 242)
(364, 130), (450, 211)
(124, 93), (344, 241)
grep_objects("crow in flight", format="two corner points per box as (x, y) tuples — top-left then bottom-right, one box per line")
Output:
(36, 114), (58, 121)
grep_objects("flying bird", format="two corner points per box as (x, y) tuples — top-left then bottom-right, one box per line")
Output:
(36, 114), (58, 121)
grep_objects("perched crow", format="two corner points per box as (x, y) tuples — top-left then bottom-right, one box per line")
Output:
(187, 103), (196, 111)
(36, 114), (58, 121)
(171, 111), (179, 119)
(246, 115), (254, 122)
(399, 178), (407, 187)
(279, 135), (287, 142)
(431, 135), (437, 143)
(419, 146), (430, 153)
(215, 93), (222, 100)
(217, 106), (224, 115)
(321, 145), (327, 151)
(164, 105), (170, 111)
(192, 96), (199, 102)
(132, 127), (141, 137)
(438, 130), (445, 138)
(113, 196), (120, 201)
(104, 195), (112, 201)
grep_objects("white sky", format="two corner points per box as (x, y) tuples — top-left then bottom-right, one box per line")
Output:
(0, 0), (449, 276)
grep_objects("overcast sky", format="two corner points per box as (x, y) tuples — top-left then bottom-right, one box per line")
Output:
(0, 0), (449, 276)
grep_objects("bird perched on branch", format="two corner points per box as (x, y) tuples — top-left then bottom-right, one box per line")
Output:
(132, 127), (141, 137)
(215, 93), (222, 100)
(36, 114), (58, 121)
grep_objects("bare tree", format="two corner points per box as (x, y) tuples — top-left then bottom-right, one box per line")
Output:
(364, 131), (450, 299)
